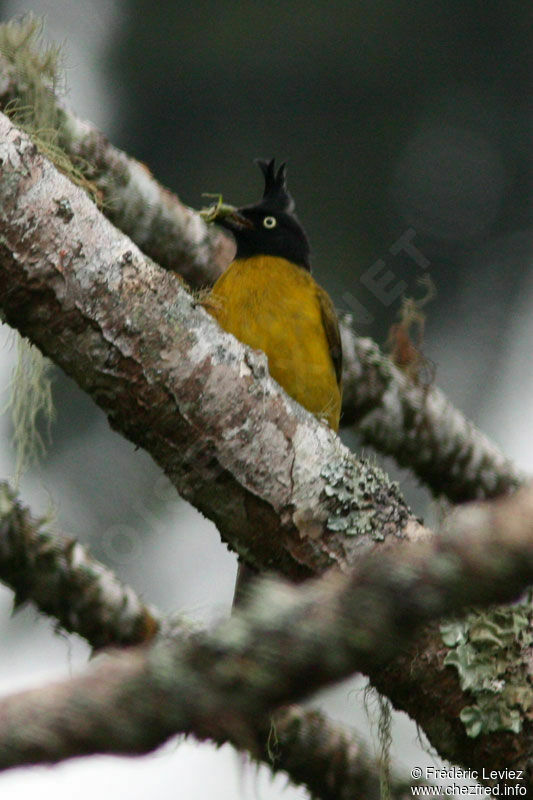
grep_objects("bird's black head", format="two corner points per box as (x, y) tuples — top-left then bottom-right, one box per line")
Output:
(216, 159), (311, 270)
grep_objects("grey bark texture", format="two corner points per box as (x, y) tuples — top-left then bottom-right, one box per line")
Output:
(0, 107), (531, 796)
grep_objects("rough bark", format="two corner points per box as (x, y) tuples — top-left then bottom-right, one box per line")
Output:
(341, 329), (524, 502)
(0, 112), (531, 786)
(0, 482), (160, 648)
(0, 55), (522, 506)
(0, 112), (414, 582)
(1, 483), (532, 794)
(0, 479), (420, 799)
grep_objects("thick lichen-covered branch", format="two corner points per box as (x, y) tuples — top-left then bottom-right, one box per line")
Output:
(0, 111), (415, 582)
(1, 484), (532, 790)
(2, 111), (533, 778)
(0, 22), (524, 507)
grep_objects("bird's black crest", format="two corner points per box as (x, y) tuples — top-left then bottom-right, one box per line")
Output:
(213, 156), (310, 268)
(255, 158), (295, 213)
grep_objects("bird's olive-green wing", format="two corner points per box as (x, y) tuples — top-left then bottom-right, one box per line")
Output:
(316, 286), (342, 389)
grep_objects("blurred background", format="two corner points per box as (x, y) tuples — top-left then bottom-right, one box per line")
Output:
(0, 1), (531, 798)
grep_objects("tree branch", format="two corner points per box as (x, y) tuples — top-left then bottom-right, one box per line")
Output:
(0, 480), (417, 800)
(0, 482), (160, 648)
(0, 52), (233, 289)
(1, 110), (532, 777)
(340, 328), (525, 502)
(265, 706), (416, 800)
(0, 53), (523, 506)
(0, 110), (416, 581)
(1, 483), (532, 791)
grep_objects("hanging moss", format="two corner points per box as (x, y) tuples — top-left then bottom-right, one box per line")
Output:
(0, 14), (100, 202)
(3, 334), (55, 482)
(364, 685), (392, 800)
(0, 16), (62, 480)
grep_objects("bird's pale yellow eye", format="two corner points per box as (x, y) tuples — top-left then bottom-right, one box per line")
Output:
(263, 216), (277, 229)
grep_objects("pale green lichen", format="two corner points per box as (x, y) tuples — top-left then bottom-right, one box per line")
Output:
(441, 598), (533, 737)
(321, 454), (409, 540)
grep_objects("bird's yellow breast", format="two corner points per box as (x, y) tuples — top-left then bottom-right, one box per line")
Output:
(203, 255), (341, 430)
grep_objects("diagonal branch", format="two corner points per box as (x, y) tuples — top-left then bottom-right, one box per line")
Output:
(1, 483), (532, 790)
(0, 51), (233, 289)
(341, 329), (525, 502)
(0, 482), (160, 648)
(0, 50), (523, 506)
(1, 110), (532, 777)
(0, 110), (416, 581)
(0, 479), (416, 800)
(263, 706), (416, 800)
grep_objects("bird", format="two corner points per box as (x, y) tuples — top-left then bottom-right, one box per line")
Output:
(202, 158), (342, 600)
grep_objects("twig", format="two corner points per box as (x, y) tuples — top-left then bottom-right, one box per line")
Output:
(341, 329), (525, 501)
(0, 482), (159, 648)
